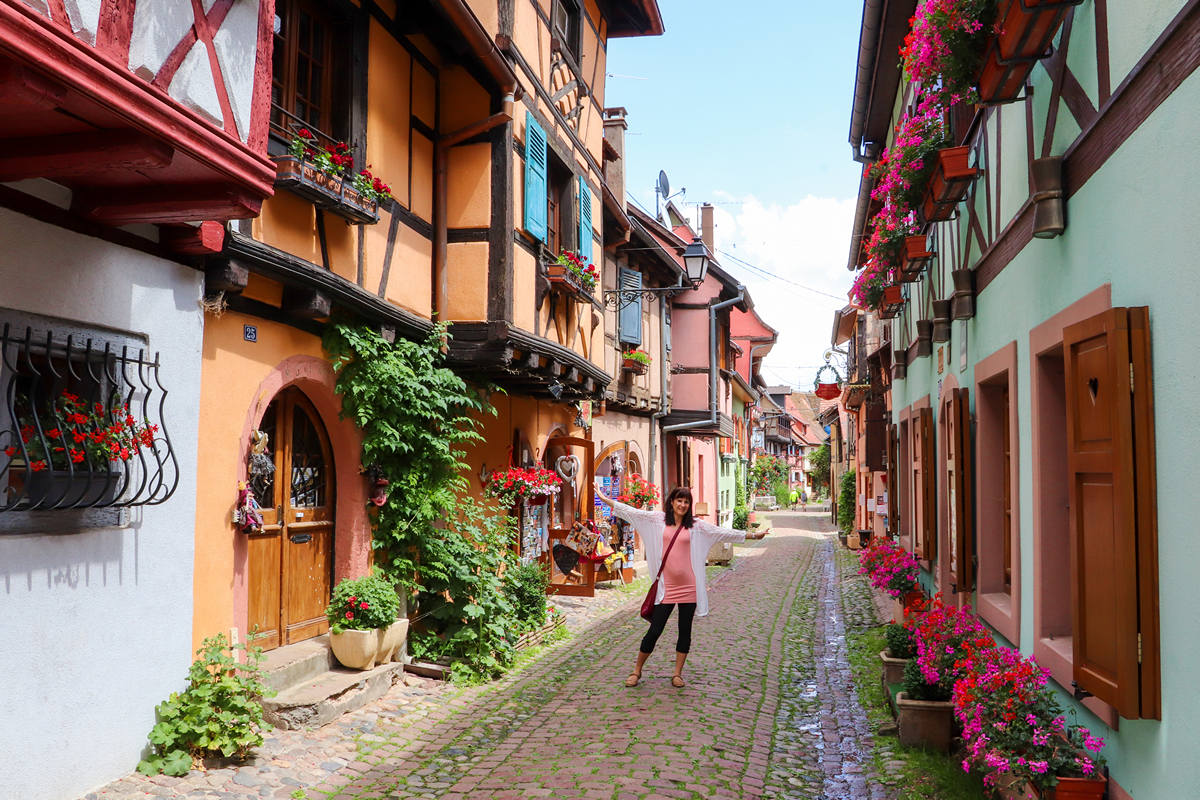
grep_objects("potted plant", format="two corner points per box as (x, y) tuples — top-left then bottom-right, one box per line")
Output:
(273, 128), (390, 224)
(485, 464), (561, 508)
(325, 572), (404, 670)
(901, 234), (934, 281)
(954, 645), (1107, 798)
(881, 622), (916, 686)
(923, 145), (981, 222)
(978, 0), (1083, 105)
(616, 472), (660, 509)
(901, 0), (996, 107)
(878, 283), (905, 319)
(5, 389), (159, 507)
(546, 250), (598, 300)
(621, 348), (652, 375)
(897, 596), (996, 751)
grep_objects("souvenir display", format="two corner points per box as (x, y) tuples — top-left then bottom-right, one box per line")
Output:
(519, 497), (548, 563)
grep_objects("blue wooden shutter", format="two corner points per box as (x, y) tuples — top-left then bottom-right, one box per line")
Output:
(577, 174), (593, 262)
(618, 268), (642, 345)
(523, 113), (547, 242)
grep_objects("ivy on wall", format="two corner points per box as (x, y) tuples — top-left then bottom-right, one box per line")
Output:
(325, 320), (529, 681)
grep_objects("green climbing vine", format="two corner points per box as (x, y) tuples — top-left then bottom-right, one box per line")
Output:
(324, 319), (523, 681)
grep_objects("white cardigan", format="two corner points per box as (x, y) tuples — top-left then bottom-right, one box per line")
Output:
(610, 499), (746, 617)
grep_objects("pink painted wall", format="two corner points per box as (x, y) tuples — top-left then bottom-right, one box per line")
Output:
(668, 272), (724, 412)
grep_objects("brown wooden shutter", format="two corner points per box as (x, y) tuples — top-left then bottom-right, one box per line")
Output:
(887, 423), (899, 535)
(864, 399), (887, 472)
(1063, 307), (1160, 719)
(914, 406), (937, 560)
(951, 388), (974, 593)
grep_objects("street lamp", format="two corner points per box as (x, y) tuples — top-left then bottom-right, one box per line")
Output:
(603, 236), (710, 310)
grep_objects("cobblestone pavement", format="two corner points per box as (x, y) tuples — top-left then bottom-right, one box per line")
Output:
(84, 514), (893, 800)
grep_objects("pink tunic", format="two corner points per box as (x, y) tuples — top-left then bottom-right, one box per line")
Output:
(660, 526), (696, 604)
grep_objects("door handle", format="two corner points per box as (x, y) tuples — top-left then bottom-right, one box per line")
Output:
(289, 533), (312, 544)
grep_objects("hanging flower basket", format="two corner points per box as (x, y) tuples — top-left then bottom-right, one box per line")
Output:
(901, 235), (934, 281)
(922, 147), (980, 223)
(978, 0), (1084, 105)
(813, 363), (843, 400)
(486, 465), (561, 507)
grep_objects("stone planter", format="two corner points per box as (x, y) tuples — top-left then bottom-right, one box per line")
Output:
(846, 531), (861, 550)
(931, 299), (952, 342)
(376, 619), (409, 663)
(880, 649), (908, 686)
(329, 629), (379, 670)
(895, 691), (955, 751)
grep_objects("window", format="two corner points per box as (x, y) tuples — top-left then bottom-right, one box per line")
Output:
(552, 0), (582, 62)
(271, 0), (351, 140)
(523, 113), (591, 264)
(0, 312), (177, 515)
(975, 343), (1018, 643)
(1031, 296), (1160, 721)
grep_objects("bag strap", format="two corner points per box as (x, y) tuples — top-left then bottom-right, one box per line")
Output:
(654, 524), (685, 582)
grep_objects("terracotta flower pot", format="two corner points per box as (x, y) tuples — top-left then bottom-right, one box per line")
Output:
(880, 649), (908, 686)
(922, 147), (980, 222)
(622, 358), (648, 375)
(901, 235), (933, 280)
(895, 691), (955, 752)
(1047, 776), (1107, 800)
(978, 0), (1083, 105)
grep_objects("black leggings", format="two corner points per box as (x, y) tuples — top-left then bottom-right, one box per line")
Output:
(640, 602), (697, 654)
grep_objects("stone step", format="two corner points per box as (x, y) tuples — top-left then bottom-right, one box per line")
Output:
(262, 661), (406, 730)
(260, 634), (336, 695)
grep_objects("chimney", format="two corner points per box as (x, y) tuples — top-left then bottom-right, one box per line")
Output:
(602, 107), (628, 214)
(701, 202), (715, 252)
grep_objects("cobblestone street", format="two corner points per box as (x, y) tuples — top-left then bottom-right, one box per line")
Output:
(87, 513), (895, 800)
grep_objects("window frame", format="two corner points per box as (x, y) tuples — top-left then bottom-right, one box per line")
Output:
(975, 342), (1020, 644)
(269, 0), (353, 145)
(551, 0), (583, 63)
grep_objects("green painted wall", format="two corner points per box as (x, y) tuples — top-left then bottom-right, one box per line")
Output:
(886, 5), (1196, 796)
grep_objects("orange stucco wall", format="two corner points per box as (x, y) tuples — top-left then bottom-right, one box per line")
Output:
(192, 312), (371, 650)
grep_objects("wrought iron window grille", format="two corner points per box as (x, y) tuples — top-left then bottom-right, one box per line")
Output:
(1, 319), (178, 513)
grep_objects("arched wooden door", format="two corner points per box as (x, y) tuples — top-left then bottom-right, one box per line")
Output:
(247, 388), (336, 650)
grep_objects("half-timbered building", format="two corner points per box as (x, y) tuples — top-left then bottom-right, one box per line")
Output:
(845, 1), (1200, 795)
(0, 1), (276, 796)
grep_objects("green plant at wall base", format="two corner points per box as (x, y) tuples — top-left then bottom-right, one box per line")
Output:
(887, 622), (917, 659)
(810, 443), (831, 495)
(325, 571), (401, 634)
(773, 480), (791, 508)
(751, 454), (787, 495)
(504, 559), (551, 634)
(325, 320), (523, 682)
(838, 470), (856, 534)
(732, 470), (748, 529)
(136, 633), (271, 776)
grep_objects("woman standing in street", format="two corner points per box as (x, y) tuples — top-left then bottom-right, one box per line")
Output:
(596, 483), (746, 688)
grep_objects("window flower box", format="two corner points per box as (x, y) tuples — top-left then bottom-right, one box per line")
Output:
(901, 235), (933, 282)
(922, 146), (980, 223)
(877, 284), (904, 319)
(621, 349), (651, 376)
(274, 155), (380, 225)
(546, 263), (595, 303)
(978, 0), (1084, 105)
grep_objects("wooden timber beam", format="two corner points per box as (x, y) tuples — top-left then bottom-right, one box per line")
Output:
(0, 130), (173, 181)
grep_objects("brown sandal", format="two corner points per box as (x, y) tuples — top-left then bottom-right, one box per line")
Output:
(625, 672), (641, 687)
(671, 674), (686, 688)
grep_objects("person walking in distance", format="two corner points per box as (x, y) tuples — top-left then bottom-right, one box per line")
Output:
(595, 483), (746, 688)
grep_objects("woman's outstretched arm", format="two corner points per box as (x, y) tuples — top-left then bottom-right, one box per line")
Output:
(692, 518), (747, 544)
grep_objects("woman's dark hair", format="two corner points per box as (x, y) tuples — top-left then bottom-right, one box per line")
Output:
(664, 486), (694, 528)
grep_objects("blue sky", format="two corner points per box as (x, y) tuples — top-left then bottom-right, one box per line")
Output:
(608, 0), (867, 390)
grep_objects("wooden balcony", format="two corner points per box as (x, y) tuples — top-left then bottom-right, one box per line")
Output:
(0, 0), (275, 226)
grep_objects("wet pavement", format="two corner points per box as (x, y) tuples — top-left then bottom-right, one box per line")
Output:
(83, 512), (897, 800)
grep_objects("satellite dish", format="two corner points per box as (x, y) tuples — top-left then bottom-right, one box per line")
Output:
(657, 170), (670, 199)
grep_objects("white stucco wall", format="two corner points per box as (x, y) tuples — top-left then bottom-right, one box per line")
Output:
(0, 207), (202, 800)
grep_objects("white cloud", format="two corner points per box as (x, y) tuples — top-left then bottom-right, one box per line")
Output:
(706, 192), (857, 391)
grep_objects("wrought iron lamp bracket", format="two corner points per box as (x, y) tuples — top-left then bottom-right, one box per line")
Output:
(602, 283), (695, 310)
